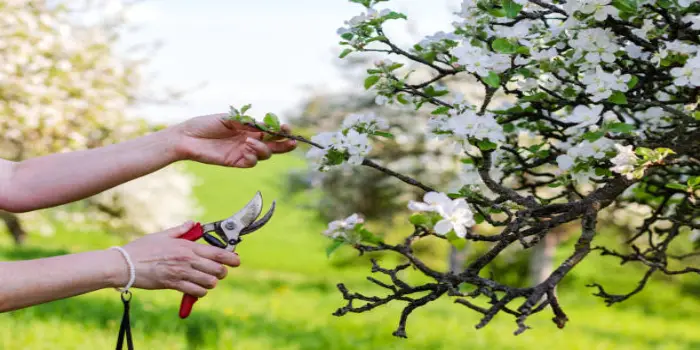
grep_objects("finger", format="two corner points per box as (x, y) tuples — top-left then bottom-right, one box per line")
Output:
(245, 137), (272, 160)
(185, 268), (219, 289)
(235, 154), (258, 168)
(262, 124), (292, 141)
(193, 244), (241, 267)
(176, 281), (209, 298)
(162, 221), (196, 238)
(191, 257), (229, 280)
(266, 139), (297, 154)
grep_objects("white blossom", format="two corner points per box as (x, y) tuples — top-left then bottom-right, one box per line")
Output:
(580, 66), (631, 101)
(564, 104), (604, 132)
(556, 154), (575, 171)
(670, 56), (700, 87)
(683, 14), (700, 30)
(408, 192), (475, 238)
(610, 144), (639, 179)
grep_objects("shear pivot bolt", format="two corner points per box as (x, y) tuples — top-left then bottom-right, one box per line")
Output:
(224, 221), (236, 230)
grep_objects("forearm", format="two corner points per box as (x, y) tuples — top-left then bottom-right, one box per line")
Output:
(0, 249), (125, 312)
(0, 128), (184, 212)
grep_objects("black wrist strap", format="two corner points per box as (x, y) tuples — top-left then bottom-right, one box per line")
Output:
(115, 291), (134, 350)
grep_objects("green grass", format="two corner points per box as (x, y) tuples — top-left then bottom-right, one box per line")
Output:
(1, 153), (699, 349)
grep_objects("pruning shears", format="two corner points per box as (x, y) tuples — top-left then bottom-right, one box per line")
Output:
(176, 191), (275, 319)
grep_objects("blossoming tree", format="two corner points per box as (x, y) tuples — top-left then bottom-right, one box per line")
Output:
(231, 0), (700, 338)
(0, 0), (199, 244)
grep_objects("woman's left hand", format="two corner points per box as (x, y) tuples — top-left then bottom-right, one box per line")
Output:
(172, 113), (297, 168)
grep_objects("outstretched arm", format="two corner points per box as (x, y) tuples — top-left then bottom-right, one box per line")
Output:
(0, 222), (240, 312)
(0, 113), (296, 213)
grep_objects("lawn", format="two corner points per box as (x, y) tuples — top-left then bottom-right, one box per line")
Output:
(1, 153), (699, 349)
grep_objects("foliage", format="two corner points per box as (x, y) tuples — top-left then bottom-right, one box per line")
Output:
(0, 0), (200, 238)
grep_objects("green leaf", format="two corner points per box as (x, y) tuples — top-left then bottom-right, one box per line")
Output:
(693, 111), (700, 121)
(364, 75), (380, 90)
(339, 48), (353, 58)
(477, 139), (498, 151)
(349, 0), (371, 7)
(445, 231), (467, 250)
(240, 104), (252, 115)
(607, 122), (635, 133)
(635, 147), (654, 158)
(431, 106), (451, 115)
(492, 38), (516, 54)
(627, 76), (639, 89)
(563, 87), (578, 98)
(611, 0), (637, 13)
(516, 45), (530, 55)
(521, 92), (547, 102)
(688, 176), (700, 188)
(583, 131), (605, 142)
(409, 213), (430, 226)
(384, 11), (407, 20)
(373, 131), (395, 139)
(474, 213), (485, 224)
(548, 181), (562, 188)
(536, 150), (550, 158)
(503, 123), (515, 133)
(461, 158), (474, 165)
(518, 67), (534, 78)
(608, 91), (628, 105)
(502, 0), (523, 18)
(396, 94), (409, 104)
(340, 32), (354, 41)
(666, 183), (688, 191)
(487, 8), (506, 17)
(359, 228), (383, 244)
(326, 239), (345, 257)
(657, 0), (672, 8)
(595, 167), (612, 177)
(263, 113), (281, 131)
(654, 147), (676, 157)
(424, 85), (449, 97)
(483, 72), (501, 88)
(387, 62), (404, 71)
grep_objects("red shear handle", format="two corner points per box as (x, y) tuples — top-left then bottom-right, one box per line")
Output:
(177, 223), (203, 319)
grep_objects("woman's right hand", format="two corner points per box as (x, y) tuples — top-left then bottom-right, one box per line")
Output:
(108, 221), (240, 298)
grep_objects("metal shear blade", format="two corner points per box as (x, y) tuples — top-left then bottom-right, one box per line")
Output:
(214, 191), (275, 247)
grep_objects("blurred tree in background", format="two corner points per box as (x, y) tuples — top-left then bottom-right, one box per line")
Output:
(0, 0), (200, 245)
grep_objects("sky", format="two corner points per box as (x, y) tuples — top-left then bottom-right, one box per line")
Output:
(118, 0), (458, 124)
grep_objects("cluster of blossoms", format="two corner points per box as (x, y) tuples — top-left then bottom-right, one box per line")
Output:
(451, 44), (511, 77)
(323, 213), (365, 243)
(609, 144), (640, 179)
(580, 67), (633, 102)
(428, 109), (505, 150)
(306, 112), (389, 170)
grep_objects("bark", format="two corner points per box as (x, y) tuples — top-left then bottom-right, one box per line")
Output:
(0, 210), (27, 246)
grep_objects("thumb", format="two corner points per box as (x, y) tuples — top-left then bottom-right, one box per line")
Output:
(162, 220), (196, 238)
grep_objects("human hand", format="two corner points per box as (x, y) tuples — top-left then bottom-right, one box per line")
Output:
(110, 221), (239, 298)
(171, 113), (297, 168)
